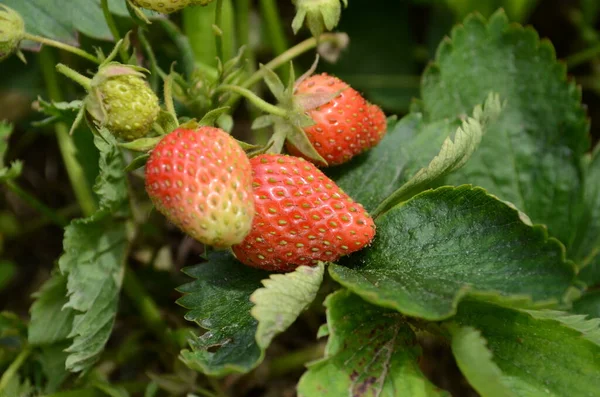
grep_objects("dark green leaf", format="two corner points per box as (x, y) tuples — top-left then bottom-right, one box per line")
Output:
(373, 93), (502, 217)
(453, 300), (600, 396)
(573, 290), (600, 320)
(330, 186), (575, 320)
(57, 131), (130, 372)
(579, 254), (600, 287)
(38, 342), (70, 393)
(298, 290), (449, 396)
(28, 274), (74, 345)
(327, 114), (454, 213)
(571, 146), (600, 267)
(5, 0), (153, 47)
(0, 261), (16, 291)
(423, 11), (590, 249)
(449, 325), (515, 397)
(177, 251), (269, 376)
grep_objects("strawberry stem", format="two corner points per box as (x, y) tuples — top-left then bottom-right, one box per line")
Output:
(100, 0), (129, 63)
(216, 85), (289, 118)
(215, 0), (224, 62)
(0, 346), (31, 393)
(222, 33), (345, 109)
(41, 50), (97, 217)
(23, 33), (101, 64)
(55, 63), (92, 91)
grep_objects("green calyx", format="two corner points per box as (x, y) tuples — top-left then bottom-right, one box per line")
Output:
(86, 63), (160, 141)
(0, 5), (25, 62)
(129, 0), (214, 14)
(292, 0), (348, 38)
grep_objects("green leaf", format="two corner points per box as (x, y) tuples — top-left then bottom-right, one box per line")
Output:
(373, 93), (502, 217)
(571, 146), (600, 266)
(28, 273), (74, 345)
(453, 300), (600, 396)
(0, 261), (16, 291)
(0, 122), (21, 182)
(177, 251), (269, 376)
(4, 0), (152, 48)
(327, 115), (455, 213)
(330, 186), (575, 320)
(573, 290), (600, 320)
(38, 342), (70, 393)
(252, 262), (325, 348)
(423, 11), (590, 249)
(449, 325), (515, 397)
(56, 130), (130, 373)
(298, 290), (449, 397)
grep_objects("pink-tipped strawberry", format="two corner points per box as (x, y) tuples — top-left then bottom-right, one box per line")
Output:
(232, 154), (375, 272)
(287, 73), (387, 166)
(145, 125), (255, 247)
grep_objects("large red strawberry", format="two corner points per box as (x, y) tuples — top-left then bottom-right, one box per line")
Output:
(145, 125), (255, 247)
(232, 154), (375, 271)
(286, 73), (387, 166)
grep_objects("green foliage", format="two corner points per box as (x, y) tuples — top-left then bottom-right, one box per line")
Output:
(298, 290), (448, 396)
(0, 122), (21, 182)
(3, 0), (150, 47)
(573, 291), (600, 320)
(453, 301), (600, 396)
(178, 254), (324, 376)
(449, 325), (515, 397)
(330, 186), (575, 320)
(177, 251), (268, 376)
(423, 11), (590, 252)
(27, 130), (130, 373)
(252, 262), (325, 348)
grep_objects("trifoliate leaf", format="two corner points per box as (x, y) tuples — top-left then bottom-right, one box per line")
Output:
(453, 300), (600, 396)
(252, 262), (325, 348)
(448, 325), (515, 397)
(57, 130), (130, 373)
(373, 93), (502, 217)
(423, 11), (590, 250)
(298, 290), (449, 397)
(177, 251), (269, 376)
(330, 186), (575, 320)
(28, 273), (74, 345)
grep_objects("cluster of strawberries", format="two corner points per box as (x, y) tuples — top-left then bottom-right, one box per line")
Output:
(145, 74), (387, 271)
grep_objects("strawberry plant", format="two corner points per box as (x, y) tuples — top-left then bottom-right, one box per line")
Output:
(1, 1), (600, 396)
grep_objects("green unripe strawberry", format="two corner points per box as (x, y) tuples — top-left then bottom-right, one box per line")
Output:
(130, 0), (214, 14)
(86, 64), (160, 141)
(0, 5), (25, 62)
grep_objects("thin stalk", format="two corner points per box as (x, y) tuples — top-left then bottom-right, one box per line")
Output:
(55, 63), (92, 90)
(159, 18), (203, 78)
(122, 266), (172, 347)
(215, 0), (224, 62)
(5, 180), (68, 227)
(567, 43), (600, 68)
(0, 346), (31, 392)
(100, 0), (129, 62)
(23, 33), (100, 64)
(138, 28), (162, 90)
(223, 34), (341, 108)
(215, 85), (287, 117)
(259, 0), (289, 56)
(40, 49), (97, 217)
(268, 343), (325, 378)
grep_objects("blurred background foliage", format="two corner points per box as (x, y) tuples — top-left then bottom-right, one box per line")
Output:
(1, 0), (600, 395)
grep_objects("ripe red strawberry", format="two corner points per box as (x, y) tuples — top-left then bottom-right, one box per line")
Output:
(287, 73), (387, 166)
(232, 154), (375, 271)
(145, 126), (255, 247)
